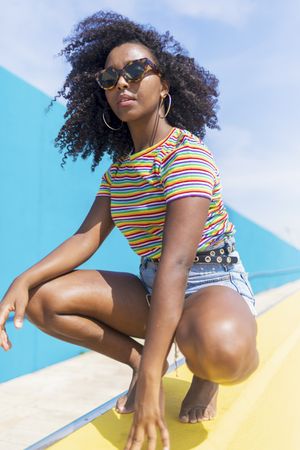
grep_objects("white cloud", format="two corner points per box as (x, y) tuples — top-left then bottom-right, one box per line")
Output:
(0, 0), (139, 98)
(206, 124), (300, 250)
(165, 0), (255, 27)
(1, 1), (299, 250)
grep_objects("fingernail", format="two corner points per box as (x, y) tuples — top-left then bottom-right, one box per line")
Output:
(15, 320), (23, 328)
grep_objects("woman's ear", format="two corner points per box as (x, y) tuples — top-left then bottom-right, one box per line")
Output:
(160, 79), (170, 98)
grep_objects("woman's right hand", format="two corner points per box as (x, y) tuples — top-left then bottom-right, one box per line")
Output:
(0, 278), (30, 351)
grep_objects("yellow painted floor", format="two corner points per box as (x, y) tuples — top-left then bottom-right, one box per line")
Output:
(48, 290), (300, 450)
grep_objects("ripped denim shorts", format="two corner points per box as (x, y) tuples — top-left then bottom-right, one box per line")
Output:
(138, 244), (257, 317)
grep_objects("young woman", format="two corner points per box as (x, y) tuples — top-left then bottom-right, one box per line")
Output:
(0, 11), (259, 450)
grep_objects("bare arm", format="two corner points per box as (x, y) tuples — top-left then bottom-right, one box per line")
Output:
(17, 195), (115, 289)
(139, 196), (211, 380)
(124, 196), (211, 450)
(0, 194), (114, 347)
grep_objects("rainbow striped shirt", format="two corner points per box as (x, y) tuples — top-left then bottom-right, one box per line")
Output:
(96, 127), (235, 259)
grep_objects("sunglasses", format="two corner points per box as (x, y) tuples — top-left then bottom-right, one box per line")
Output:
(95, 57), (161, 90)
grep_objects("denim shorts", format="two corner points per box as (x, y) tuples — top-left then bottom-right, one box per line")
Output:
(138, 245), (257, 317)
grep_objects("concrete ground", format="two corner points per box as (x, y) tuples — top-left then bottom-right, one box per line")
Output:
(1, 279), (300, 450)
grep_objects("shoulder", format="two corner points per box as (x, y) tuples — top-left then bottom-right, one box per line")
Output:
(159, 128), (218, 176)
(101, 160), (121, 182)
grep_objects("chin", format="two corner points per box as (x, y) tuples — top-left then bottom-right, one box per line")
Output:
(115, 110), (142, 123)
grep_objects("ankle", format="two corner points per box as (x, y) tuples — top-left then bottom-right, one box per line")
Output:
(128, 352), (142, 372)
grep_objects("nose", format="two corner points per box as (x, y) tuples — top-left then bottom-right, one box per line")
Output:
(116, 74), (129, 90)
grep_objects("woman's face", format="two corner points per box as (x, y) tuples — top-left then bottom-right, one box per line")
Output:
(103, 42), (169, 124)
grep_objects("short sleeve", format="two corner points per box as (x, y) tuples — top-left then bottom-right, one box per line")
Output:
(96, 169), (111, 197)
(160, 144), (217, 203)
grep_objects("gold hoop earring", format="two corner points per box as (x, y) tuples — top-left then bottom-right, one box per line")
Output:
(159, 93), (172, 118)
(102, 111), (123, 131)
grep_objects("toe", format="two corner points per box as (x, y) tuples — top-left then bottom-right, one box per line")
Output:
(179, 409), (190, 423)
(195, 407), (204, 422)
(189, 409), (198, 424)
(202, 406), (215, 421)
(116, 396), (126, 413)
(116, 396), (136, 414)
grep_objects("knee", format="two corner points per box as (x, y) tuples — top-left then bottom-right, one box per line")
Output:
(176, 321), (258, 384)
(201, 338), (258, 383)
(25, 283), (57, 329)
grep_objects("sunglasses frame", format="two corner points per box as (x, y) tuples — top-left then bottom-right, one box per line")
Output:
(95, 57), (162, 90)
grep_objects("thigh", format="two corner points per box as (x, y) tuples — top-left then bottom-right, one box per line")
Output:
(184, 253), (258, 317)
(177, 285), (258, 354)
(26, 269), (150, 338)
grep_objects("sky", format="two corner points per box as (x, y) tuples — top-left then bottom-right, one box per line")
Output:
(1, 0), (299, 248)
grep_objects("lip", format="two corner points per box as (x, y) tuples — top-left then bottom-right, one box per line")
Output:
(117, 94), (136, 104)
(118, 100), (136, 108)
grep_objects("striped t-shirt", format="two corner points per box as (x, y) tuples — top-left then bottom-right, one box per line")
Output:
(96, 127), (235, 259)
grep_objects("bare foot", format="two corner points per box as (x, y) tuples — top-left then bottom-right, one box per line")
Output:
(179, 375), (219, 423)
(115, 360), (169, 414)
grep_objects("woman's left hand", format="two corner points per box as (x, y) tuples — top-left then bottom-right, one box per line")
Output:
(124, 378), (170, 450)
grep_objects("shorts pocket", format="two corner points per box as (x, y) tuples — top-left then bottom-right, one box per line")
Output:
(139, 265), (156, 290)
(229, 271), (255, 301)
(240, 272), (255, 298)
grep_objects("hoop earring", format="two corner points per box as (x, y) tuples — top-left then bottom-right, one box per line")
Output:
(102, 111), (123, 131)
(159, 93), (172, 118)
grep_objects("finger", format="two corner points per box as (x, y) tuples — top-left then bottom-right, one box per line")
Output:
(146, 424), (157, 450)
(5, 330), (12, 349)
(158, 418), (170, 450)
(125, 426), (145, 450)
(0, 329), (12, 351)
(0, 307), (10, 329)
(124, 424), (137, 450)
(14, 300), (26, 328)
(0, 329), (6, 349)
(130, 436), (144, 450)
(124, 425), (134, 450)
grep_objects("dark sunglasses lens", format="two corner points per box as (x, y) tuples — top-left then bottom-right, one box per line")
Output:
(125, 61), (148, 81)
(99, 68), (118, 88)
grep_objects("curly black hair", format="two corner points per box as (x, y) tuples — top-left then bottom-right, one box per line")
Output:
(47, 10), (220, 171)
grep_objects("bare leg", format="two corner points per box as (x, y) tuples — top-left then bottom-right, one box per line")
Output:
(27, 311), (145, 370)
(116, 359), (169, 413)
(175, 285), (259, 423)
(26, 269), (153, 407)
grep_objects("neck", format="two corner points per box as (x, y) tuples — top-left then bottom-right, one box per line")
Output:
(127, 117), (172, 153)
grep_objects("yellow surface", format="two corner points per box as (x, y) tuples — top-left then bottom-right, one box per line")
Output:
(49, 291), (300, 450)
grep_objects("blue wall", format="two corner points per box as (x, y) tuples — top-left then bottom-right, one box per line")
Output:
(1, 67), (300, 382)
(0, 67), (140, 383)
(227, 207), (300, 292)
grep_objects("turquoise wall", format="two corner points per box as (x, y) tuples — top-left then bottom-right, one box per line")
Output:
(1, 67), (300, 382)
(0, 67), (139, 383)
(227, 207), (300, 292)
